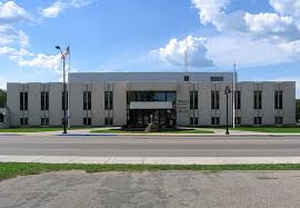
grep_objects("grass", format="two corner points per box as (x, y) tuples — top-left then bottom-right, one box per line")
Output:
(0, 126), (95, 133)
(90, 128), (214, 134)
(231, 127), (300, 133)
(2, 162), (300, 181)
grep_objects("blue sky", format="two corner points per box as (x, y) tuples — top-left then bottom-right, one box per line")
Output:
(0, 0), (300, 97)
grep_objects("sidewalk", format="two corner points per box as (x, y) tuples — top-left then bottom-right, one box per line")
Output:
(1, 155), (300, 164)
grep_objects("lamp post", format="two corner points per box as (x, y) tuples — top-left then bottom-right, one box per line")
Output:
(225, 86), (231, 135)
(56, 46), (67, 134)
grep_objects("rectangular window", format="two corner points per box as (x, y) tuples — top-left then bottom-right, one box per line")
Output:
(40, 118), (49, 126)
(105, 91), (113, 110)
(105, 117), (113, 125)
(254, 117), (262, 125)
(210, 76), (224, 82)
(275, 116), (283, 125)
(20, 92), (28, 111)
(274, 91), (283, 109)
(211, 91), (220, 110)
(211, 117), (220, 125)
(190, 91), (198, 110)
(83, 91), (92, 110)
(254, 91), (262, 109)
(62, 91), (68, 110)
(184, 75), (189, 81)
(41, 92), (49, 111)
(235, 117), (241, 125)
(190, 117), (199, 125)
(83, 117), (92, 126)
(235, 91), (241, 110)
(20, 117), (28, 125)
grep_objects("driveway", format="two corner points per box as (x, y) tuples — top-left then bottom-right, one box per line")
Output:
(1, 171), (300, 208)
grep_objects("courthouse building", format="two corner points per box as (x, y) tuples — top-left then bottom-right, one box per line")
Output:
(7, 72), (296, 127)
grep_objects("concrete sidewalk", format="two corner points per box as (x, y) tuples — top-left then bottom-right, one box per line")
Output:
(1, 155), (300, 164)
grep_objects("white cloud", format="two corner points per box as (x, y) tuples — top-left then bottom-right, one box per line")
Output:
(191, 0), (229, 30)
(269, 0), (300, 17)
(41, 0), (95, 18)
(152, 35), (214, 67)
(0, 1), (31, 23)
(206, 33), (292, 67)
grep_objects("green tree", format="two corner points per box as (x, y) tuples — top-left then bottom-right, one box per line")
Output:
(0, 90), (7, 108)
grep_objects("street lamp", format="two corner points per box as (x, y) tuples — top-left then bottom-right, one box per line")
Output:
(225, 86), (231, 135)
(56, 46), (67, 134)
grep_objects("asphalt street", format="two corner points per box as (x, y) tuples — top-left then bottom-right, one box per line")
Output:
(1, 171), (300, 208)
(1, 134), (300, 157)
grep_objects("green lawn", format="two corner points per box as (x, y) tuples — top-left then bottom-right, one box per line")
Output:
(0, 127), (94, 133)
(90, 128), (214, 134)
(231, 127), (300, 133)
(1, 162), (300, 181)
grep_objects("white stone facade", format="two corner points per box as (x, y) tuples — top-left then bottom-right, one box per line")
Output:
(7, 72), (296, 127)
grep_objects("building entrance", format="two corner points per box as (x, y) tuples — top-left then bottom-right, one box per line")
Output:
(128, 109), (176, 128)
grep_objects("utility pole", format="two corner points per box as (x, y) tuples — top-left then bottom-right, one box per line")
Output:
(56, 46), (69, 134)
(232, 63), (236, 128)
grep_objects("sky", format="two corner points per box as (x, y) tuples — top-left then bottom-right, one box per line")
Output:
(0, 0), (300, 97)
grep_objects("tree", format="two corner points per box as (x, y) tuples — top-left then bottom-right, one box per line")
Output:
(296, 99), (300, 123)
(0, 90), (7, 108)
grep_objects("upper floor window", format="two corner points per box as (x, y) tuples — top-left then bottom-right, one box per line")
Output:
(62, 91), (68, 111)
(190, 91), (198, 110)
(254, 91), (262, 109)
(105, 91), (113, 110)
(83, 91), (91, 110)
(235, 91), (241, 110)
(211, 91), (220, 110)
(274, 90), (283, 109)
(20, 92), (28, 111)
(41, 91), (49, 111)
(210, 76), (224, 82)
(184, 75), (189, 81)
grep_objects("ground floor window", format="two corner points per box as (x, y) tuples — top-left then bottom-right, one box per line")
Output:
(254, 117), (262, 125)
(105, 117), (113, 126)
(211, 117), (220, 125)
(235, 117), (241, 125)
(275, 116), (283, 125)
(83, 117), (92, 126)
(0, 114), (4, 123)
(20, 117), (28, 125)
(190, 117), (198, 125)
(41, 118), (49, 126)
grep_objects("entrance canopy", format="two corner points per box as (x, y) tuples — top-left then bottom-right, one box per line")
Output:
(130, 102), (173, 110)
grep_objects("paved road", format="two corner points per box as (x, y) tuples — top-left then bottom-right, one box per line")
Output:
(1, 134), (300, 157)
(1, 171), (300, 208)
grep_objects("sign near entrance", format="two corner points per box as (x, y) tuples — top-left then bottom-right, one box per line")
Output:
(177, 99), (189, 113)
(130, 102), (173, 109)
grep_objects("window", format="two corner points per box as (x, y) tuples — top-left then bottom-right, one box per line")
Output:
(41, 91), (49, 111)
(235, 117), (241, 125)
(190, 117), (199, 125)
(190, 91), (198, 110)
(40, 118), (49, 126)
(254, 117), (262, 125)
(0, 114), (4, 123)
(62, 91), (68, 110)
(211, 91), (220, 110)
(275, 116), (283, 125)
(105, 91), (113, 110)
(20, 92), (28, 111)
(211, 117), (220, 125)
(254, 91), (262, 109)
(235, 91), (241, 110)
(274, 91), (283, 109)
(20, 117), (28, 125)
(83, 91), (92, 110)
(184, 75), (189, 81)
(83, 117), (92, 125)
(210, 76), (224, 82)
(105, 117), (113, 125)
